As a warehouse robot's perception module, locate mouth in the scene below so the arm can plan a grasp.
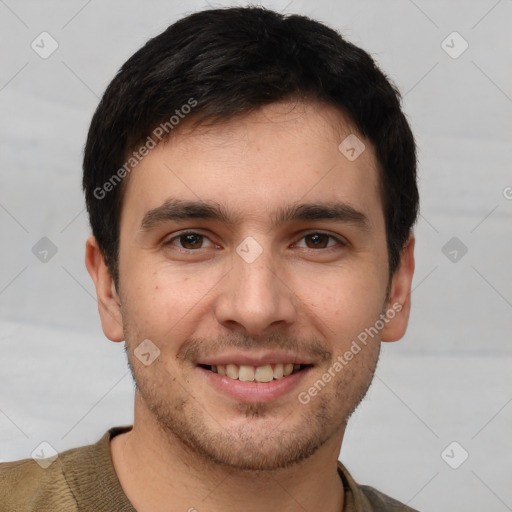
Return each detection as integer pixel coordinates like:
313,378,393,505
195,350,317,403
198,363,311,383
196,356,314,403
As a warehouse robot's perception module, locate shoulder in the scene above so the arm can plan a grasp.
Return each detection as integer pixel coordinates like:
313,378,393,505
337,461,419,512
359,484,419,511
0,455,78,512
0,426,133,512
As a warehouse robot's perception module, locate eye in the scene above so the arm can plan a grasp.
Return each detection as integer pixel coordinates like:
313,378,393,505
295,232,345,250
164,231,215,250
163,231,345,253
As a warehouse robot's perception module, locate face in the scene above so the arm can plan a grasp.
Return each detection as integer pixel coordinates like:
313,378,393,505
87,101,414,471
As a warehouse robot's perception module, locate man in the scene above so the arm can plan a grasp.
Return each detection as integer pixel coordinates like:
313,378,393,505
0,6,418,511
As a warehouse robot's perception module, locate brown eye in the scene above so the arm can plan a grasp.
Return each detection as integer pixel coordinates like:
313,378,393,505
304,233,331,249
297,232,344,250
179,233,204,249
165,231,213,250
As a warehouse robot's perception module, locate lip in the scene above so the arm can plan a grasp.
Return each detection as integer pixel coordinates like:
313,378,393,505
197,364,312,403
195,350,313,367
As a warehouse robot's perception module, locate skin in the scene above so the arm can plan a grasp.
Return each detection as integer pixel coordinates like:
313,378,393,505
86,100,415,512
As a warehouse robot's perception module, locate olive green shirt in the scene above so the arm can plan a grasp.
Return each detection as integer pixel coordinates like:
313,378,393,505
0,425,418,511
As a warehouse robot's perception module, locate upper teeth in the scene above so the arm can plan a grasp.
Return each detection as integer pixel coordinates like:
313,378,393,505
211,363,301,382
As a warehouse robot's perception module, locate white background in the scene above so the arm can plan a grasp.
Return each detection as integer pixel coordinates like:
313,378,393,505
1,1,511,510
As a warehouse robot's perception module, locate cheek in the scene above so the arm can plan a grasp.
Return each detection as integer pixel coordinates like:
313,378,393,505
293,263,387,339
120,264,221,340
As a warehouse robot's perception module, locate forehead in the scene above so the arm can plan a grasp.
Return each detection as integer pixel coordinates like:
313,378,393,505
121,100,383,230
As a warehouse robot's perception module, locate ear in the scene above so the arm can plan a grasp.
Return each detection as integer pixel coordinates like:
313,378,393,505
381,232,415,342
85,235,124,342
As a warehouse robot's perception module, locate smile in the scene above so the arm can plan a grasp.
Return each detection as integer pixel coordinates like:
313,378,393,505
195,351,315,402
199,363,309,383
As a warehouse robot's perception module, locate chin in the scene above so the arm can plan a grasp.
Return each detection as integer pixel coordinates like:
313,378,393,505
186,428,327,472
154,397,336,472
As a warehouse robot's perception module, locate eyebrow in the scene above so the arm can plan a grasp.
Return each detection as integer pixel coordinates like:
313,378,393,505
139,199,370,232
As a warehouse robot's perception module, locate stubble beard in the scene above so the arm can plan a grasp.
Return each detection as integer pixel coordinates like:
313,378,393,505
125,341,380,472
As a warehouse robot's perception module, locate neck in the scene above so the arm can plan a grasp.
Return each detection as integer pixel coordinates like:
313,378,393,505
111,393,345,512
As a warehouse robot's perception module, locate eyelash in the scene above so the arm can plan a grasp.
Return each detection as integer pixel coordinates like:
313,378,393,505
163,230,347,252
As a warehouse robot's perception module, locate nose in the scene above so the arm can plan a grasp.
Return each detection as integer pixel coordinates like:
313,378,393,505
213,244,297,337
